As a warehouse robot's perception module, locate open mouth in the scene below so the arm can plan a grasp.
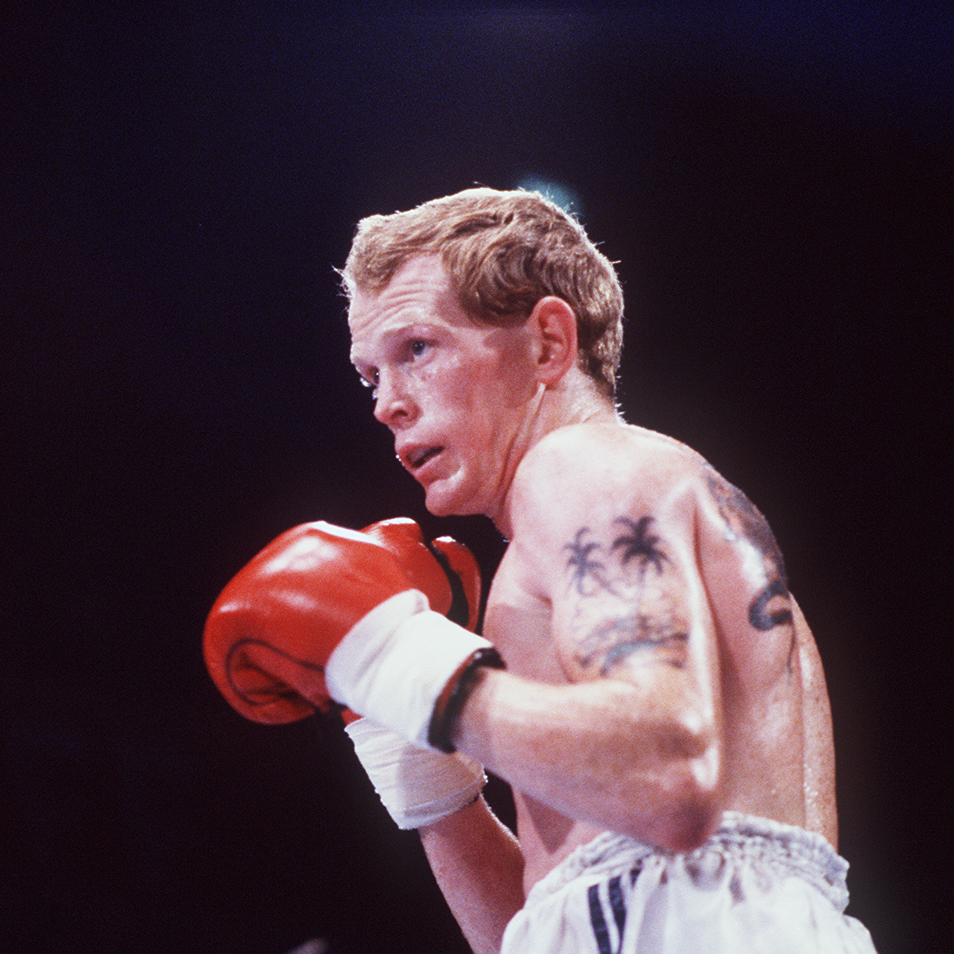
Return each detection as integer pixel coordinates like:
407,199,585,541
408,446,443,470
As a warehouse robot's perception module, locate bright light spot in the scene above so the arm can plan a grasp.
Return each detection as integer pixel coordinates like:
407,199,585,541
514,175,582,216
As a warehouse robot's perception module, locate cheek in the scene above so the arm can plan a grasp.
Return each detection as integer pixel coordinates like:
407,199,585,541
425,350,533,436
496,351,540,409
426,358,483,414
423,367,471,421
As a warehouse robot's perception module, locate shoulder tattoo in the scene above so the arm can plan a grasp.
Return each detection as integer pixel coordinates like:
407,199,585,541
611,517,670,574
702,465,794,633
562,516,688,676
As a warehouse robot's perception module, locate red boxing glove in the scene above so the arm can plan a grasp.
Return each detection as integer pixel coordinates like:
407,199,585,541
203,519,499,749
328,518,481,725
360,517,481,632
203,522,408,724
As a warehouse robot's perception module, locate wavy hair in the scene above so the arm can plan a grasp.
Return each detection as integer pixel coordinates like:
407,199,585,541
340,188,624,397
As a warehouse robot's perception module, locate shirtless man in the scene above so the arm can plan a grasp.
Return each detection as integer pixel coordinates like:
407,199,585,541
204,188,877,952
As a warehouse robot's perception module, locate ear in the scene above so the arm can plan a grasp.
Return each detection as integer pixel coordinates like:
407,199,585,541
527,296,578,387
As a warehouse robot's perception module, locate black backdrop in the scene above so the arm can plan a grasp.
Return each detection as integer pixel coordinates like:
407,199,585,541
4,4,950,953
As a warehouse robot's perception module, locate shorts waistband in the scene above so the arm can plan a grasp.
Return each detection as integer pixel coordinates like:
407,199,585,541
527,812,850,911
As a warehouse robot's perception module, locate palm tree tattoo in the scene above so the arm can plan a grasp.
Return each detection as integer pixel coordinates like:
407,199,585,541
611,517,669,575
564,528,611,595
564,517,688,674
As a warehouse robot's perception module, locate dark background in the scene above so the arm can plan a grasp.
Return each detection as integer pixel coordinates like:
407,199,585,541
4,3,950,953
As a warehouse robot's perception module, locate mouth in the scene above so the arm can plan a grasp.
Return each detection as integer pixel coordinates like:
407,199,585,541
404,445,444,472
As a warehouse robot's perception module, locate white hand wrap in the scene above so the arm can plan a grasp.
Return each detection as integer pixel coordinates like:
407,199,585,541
345,718,486,829
325,590,498,750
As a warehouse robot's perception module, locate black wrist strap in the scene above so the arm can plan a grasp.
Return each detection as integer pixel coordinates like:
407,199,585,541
424,539,471,629
427,647,505,753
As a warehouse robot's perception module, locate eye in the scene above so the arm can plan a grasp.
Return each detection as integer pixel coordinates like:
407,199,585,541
409,338,428,358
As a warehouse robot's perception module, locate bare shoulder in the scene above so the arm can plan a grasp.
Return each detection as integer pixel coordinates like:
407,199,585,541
509,422,706,539
502,422,725,684
503,423,708,610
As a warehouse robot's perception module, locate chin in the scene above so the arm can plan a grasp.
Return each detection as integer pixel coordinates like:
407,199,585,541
424,496,467,518
423,484,479,519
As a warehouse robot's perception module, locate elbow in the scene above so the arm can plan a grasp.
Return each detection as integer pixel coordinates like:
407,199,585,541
653,722,723,853
658,772,722,853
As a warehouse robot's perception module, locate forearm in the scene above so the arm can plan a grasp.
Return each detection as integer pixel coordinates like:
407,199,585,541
418,796,525,954
451,668,722,852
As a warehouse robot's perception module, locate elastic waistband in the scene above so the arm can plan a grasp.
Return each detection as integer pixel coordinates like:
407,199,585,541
527,812,850,911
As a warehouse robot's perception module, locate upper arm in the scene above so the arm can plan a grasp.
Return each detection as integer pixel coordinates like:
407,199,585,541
510,431,722,737
553,512,707,682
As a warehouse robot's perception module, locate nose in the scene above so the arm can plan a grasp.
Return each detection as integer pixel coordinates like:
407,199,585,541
373,369,414,427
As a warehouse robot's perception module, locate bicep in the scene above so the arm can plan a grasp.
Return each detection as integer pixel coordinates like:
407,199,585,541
547,505,721,722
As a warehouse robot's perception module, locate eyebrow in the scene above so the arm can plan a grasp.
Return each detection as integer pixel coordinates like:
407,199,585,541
349,354,375,381
350,321,437,367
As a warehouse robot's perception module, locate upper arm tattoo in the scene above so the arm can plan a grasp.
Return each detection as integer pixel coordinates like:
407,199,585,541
563,516,688,676
702,465,793,632
611,517,670,574
565,528,612,596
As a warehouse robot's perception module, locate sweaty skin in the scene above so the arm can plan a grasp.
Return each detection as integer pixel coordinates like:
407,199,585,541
348,254,837,953
474,423,836,891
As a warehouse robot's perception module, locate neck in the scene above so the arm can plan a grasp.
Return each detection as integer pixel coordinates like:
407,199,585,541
488,373,620,536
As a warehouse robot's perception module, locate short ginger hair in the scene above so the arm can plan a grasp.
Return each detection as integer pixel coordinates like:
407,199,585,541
340,188,624,397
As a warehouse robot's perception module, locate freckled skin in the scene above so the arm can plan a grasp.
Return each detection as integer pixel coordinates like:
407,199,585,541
347,255,837,952
478,424,835,889
348,256,544,524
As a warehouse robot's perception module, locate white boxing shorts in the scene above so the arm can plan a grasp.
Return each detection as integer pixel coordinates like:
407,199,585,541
501,813,877,954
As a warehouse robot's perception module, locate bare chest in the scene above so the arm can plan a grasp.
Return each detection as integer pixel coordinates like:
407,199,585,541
482,548,609,886
482,547,566,683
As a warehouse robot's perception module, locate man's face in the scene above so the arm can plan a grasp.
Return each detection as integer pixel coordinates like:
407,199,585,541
348,255,541,521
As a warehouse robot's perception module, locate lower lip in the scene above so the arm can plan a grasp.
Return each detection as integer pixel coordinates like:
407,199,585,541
413,449,444,480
